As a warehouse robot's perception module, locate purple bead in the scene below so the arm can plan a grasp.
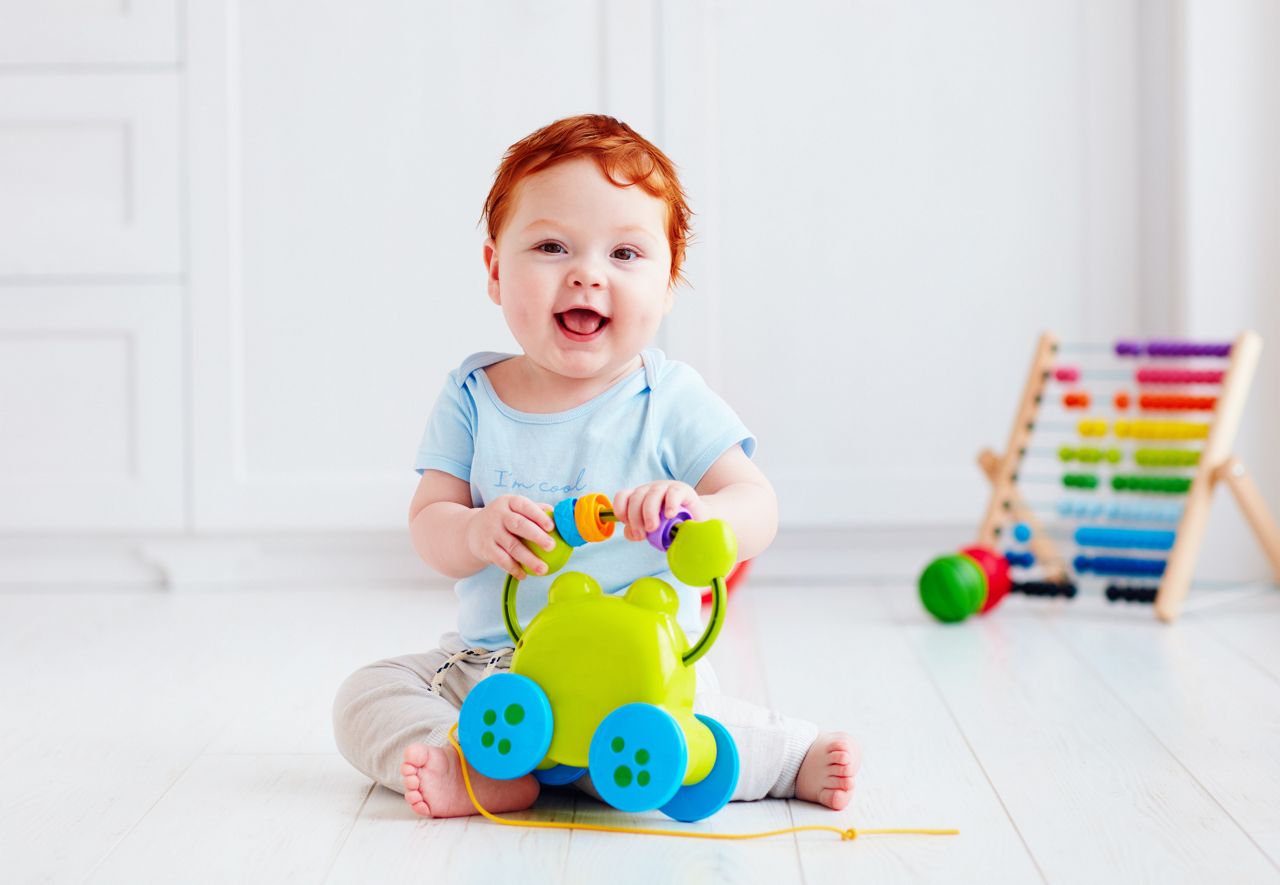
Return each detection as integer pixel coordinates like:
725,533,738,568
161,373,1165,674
647,507,692,552
1115,340,1142,357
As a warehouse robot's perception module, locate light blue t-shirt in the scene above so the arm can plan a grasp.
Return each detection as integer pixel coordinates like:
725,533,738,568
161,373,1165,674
414,348,756,649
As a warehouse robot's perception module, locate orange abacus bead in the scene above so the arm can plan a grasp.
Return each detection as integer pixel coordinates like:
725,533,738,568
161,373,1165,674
1138,393,1217,411
1063,391,1091,409
1114,391,1131,410
574,492,615,542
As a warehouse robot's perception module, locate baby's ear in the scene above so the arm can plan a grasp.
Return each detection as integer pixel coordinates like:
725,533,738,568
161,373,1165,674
483,239,501,304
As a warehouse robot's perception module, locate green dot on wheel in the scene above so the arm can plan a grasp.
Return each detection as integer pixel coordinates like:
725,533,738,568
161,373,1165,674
635,749,650,765
611,736,625,753
483,709,497,726
613,765,632,787
498,738,511,755
504,704,524,725
481,731,494,747
637,771,650,787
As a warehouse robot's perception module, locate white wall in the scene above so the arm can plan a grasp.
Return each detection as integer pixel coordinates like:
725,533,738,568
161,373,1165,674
0,0,1275,586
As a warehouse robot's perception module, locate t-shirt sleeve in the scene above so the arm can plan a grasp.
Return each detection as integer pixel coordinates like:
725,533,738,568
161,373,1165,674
658,364,757,488
413,376,476,481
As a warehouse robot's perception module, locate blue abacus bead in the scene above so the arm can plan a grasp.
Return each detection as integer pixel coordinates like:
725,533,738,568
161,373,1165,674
458,673,554,780
1013,522,1032,543
554,497,588,547
647,508,692,552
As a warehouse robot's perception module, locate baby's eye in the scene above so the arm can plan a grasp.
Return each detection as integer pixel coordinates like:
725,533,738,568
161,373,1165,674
612,247,639,261
537,242,566,254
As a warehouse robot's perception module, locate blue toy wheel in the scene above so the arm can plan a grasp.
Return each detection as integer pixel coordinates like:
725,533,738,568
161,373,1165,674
588,703,687,813
659,714,740,822
458,673,553,780
533,764,586,786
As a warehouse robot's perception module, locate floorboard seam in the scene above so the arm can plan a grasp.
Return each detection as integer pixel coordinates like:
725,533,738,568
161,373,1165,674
880,589,1051,885
1044,618,1280,874
321,782,376,884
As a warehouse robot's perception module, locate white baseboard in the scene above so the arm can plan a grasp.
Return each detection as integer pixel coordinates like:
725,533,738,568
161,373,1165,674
0,526,972,590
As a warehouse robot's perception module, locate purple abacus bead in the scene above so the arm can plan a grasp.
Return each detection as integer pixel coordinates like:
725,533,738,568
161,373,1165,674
1115,339,1142,357
647,507,692,552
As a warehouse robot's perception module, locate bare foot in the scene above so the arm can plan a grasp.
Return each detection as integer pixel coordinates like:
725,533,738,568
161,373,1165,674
400,743,540,818
794,731,861,811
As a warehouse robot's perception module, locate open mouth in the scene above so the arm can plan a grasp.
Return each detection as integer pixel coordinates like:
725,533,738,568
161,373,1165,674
555,308,610,342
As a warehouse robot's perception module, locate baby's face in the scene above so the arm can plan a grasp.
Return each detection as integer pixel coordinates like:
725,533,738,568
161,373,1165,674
484,158,674,383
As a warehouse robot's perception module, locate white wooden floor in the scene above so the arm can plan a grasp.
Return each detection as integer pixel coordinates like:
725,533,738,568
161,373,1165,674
4,578,1280,884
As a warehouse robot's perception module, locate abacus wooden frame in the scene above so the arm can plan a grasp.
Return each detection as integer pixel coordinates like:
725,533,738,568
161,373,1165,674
976,330,1280,622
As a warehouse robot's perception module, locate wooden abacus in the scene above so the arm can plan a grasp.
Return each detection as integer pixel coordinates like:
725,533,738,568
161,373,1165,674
977,331,1280,622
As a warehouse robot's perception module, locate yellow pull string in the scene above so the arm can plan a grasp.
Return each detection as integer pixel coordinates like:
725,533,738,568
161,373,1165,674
445,726,958,842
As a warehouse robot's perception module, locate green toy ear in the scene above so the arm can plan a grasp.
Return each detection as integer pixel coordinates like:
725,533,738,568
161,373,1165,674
667,519,738,587
548,571,602,604
624,576,680,615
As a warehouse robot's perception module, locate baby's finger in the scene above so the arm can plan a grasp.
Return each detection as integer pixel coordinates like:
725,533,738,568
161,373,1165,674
662,486,690,518
612,490,630,525
515,498,556,533
625,490,649,539
503,534,548,576
510,505,556,550
641,485,670,533
491,541,530,581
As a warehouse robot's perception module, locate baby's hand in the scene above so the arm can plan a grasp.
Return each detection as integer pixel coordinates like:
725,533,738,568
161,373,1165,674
613,481,702,542
465,494,558,581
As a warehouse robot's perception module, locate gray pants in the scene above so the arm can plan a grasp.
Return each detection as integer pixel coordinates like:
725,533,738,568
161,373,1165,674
333,631,820,803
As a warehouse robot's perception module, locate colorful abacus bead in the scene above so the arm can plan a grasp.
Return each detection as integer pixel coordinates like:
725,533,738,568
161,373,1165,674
575,492,615,543
647,507,692,552
553,498,588,547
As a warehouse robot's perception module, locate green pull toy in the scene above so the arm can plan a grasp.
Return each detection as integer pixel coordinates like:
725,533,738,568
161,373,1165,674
458,491,741,822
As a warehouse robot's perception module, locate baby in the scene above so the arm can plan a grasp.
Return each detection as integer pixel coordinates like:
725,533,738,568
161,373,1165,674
333,114,859,818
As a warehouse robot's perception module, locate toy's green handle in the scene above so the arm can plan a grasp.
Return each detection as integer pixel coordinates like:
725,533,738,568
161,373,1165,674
682,575,726,667
502,573,524,644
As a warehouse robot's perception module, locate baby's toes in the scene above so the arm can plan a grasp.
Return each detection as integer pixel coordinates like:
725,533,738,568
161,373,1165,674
819,786,853,812
403,744,432,768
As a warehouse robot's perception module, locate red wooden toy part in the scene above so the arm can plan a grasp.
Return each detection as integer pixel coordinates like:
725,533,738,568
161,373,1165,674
960,545,1011,613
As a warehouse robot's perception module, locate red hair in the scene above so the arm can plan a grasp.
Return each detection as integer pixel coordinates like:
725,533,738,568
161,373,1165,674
481,114,693,286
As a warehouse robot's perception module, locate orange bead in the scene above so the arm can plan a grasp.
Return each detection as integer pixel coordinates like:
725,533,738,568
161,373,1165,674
1114,391,1130,410
575,492,615,543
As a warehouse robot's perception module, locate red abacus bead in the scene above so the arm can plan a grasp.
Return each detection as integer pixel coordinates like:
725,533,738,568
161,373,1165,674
961,545,1011,613
1114,391,1131,410
1054,366,1080,383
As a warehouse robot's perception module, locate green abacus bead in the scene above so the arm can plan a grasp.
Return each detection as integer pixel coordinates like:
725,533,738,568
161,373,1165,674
1058,446,1076,462
919,554,988,624
523,527,573,576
